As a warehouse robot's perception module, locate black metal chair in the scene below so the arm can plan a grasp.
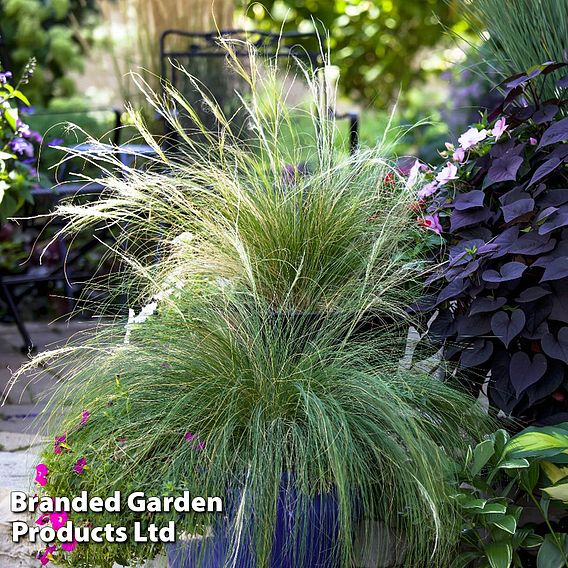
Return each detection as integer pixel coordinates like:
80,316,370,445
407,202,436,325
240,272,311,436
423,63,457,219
159,29,359,153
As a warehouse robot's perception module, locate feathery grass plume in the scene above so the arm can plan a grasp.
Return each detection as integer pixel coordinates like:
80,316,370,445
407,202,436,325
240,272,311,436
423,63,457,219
9,38,494,566
459,0,568,97
46,37,432,319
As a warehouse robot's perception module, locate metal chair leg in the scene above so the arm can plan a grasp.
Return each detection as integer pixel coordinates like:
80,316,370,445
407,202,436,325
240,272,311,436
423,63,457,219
0,282,35,353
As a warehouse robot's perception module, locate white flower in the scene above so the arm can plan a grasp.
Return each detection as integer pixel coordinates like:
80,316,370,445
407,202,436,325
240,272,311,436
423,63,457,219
492,118,508,140
435,162,459,185
458,127,488,150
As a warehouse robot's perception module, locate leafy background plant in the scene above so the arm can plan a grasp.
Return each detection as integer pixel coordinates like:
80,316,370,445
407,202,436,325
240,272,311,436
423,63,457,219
0,0,99,106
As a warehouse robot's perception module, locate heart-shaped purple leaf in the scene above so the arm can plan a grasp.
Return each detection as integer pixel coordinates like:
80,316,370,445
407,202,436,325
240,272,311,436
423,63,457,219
453,190,485,211
448,239,486,267
485,155,524,187
538,189,568,208
450,208,492,232
558,74,568,88
542,327,568,364
469,296,507,316
539,116,568,147
535,206,558,223
526,359,564,406
456,313,493,339
509,352,547,398
533,104,559,124
437,278,469,305
428,310,456,340
482,261,527,283
529,157,561,186
515,286,551,303
538,210,568,235
460,339,494,368
491,310,526,347
483,226,520,259
502,198,535,222
509,232,555,255
551,283,568,323
540,257,568,282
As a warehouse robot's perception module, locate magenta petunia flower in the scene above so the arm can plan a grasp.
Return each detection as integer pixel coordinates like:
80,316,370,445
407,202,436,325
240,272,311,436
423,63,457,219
38,544,56,565
61,539,77,552
79,410,89,426
452,147,465,163
458,127,488,150
35,464,48,487
530,137,538,145
36,513,49,526
50,511,68,530
54,434,67,455
420,214,443,234
417,181,438,199
73,457,86,475
492,117,508,140
435,162,459,185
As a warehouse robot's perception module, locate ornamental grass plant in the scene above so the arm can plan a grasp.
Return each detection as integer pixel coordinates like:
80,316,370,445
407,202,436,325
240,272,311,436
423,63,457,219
9,40,494,567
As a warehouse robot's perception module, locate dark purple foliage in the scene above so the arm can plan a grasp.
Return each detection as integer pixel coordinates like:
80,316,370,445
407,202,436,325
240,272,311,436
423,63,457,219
423,64,568,423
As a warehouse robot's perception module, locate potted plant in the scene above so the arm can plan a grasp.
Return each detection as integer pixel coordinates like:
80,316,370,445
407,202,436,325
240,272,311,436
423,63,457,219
12,43,492,567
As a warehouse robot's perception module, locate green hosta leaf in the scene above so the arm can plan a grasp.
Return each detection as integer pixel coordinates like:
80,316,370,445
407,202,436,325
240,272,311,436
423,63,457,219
537,534,568,568
498,458,530,469
524,533,545,549
506,428,568,459
471,439,496,476
459,496,488,510
451,551,482,568
493,429,510,458
487,514,517,534
543,482,568,503
485,542,513,568
480,503,508,515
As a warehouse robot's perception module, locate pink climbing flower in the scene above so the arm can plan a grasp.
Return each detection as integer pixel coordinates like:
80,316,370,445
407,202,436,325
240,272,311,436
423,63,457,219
80,410,90,426
35,464,48,487
417,181,438,199
452,147,465,163
61,539,77,552
38,544,56,565
492,117,508,140
50,511,68,530
73,457,87,475
419,214,443,234
458,127,488,150
435,162,459,185
54,434,67,455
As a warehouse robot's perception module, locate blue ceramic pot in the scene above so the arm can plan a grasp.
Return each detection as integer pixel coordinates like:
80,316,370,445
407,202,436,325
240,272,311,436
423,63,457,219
166,477,340,568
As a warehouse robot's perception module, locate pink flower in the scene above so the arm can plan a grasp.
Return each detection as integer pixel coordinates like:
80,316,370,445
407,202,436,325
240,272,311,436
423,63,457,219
452,147,465,163
419,214,443,234
50,511,68,530
36,513,49,526
458,127,488,150
492,117,508,140
407,159,422,187
54,434,67,455
73,457,86,475
79,410,89,426
530,137,538,145
197,441,206,451
35,464,48,487
38,544,56,565
417,181,438,199
184,432,195,441
435,162,459,185
61,539,77,552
